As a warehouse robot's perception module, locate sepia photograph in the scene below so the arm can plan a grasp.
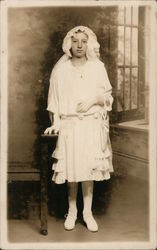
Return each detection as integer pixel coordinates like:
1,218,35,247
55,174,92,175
0,0,157,249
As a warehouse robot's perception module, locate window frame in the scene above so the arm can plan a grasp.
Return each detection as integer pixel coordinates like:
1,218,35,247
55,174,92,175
111,6,146,123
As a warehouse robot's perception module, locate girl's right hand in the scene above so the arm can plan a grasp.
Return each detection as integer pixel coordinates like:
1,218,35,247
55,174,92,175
44,125,58,135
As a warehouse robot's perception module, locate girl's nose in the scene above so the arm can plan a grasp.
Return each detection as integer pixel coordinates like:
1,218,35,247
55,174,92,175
78,40,82,48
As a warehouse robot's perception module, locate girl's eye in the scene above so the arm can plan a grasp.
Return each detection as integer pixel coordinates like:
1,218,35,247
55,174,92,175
72,40,77,43
82,40,87,43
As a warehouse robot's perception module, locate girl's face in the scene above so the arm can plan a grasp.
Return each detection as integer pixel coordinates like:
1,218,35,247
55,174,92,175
71,32,88,58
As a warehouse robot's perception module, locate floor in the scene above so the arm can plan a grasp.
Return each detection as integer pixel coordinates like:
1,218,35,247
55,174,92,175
7,176,149,243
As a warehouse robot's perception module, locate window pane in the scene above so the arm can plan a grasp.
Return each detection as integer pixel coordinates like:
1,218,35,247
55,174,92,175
131,68,138,109
125,27,131,65
132,28,138,65
132,6,139,26
125,6,131,25
118,6,125,25
118,26,124,65
124,68,130,110
117,68,124,111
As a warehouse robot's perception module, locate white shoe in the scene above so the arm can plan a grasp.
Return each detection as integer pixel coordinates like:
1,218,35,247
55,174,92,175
64,213,77,231
83,213,98,232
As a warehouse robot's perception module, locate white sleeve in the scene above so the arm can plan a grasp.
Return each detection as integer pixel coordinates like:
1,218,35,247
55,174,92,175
98,62,113,111
47,66,59,114
100,62,112,92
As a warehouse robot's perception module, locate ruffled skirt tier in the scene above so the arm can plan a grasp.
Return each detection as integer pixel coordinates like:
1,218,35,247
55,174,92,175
52,113,113,184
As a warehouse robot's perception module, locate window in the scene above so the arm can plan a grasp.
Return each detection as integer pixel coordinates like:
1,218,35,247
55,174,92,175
114,6,145,122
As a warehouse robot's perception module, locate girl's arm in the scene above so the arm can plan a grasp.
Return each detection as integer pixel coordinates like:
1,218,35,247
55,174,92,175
44,112,60,134
49,112,53,124
95,92,113,109
45,65,60,134
76,92,113,113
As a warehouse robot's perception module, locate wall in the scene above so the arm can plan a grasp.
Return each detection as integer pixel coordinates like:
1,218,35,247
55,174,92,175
110,125,149,181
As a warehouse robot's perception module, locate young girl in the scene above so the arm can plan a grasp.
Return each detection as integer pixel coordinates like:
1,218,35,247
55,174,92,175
44,26,113,232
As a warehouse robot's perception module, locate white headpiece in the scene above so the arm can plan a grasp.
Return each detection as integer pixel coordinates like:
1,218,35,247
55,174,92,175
62,26,100,60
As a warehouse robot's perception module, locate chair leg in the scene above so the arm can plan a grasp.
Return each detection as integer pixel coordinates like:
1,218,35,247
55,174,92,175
40,142,48,235
40,180,48,235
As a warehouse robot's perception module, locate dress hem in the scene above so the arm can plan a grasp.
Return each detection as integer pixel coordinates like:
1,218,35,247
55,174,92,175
52,171,114,184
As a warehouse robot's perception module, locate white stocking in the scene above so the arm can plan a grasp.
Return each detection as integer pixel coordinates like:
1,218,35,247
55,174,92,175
82,181,94,216
67,182,78,216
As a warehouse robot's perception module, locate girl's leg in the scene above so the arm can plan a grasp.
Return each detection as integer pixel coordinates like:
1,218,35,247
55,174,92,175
82,181,93,215
82,181,98,232
64,182,78,230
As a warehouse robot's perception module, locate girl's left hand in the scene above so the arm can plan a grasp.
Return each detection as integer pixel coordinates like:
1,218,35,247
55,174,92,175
76,98,96,113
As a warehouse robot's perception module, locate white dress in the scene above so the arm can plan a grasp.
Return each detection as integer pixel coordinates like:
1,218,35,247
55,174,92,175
47,59,114,184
